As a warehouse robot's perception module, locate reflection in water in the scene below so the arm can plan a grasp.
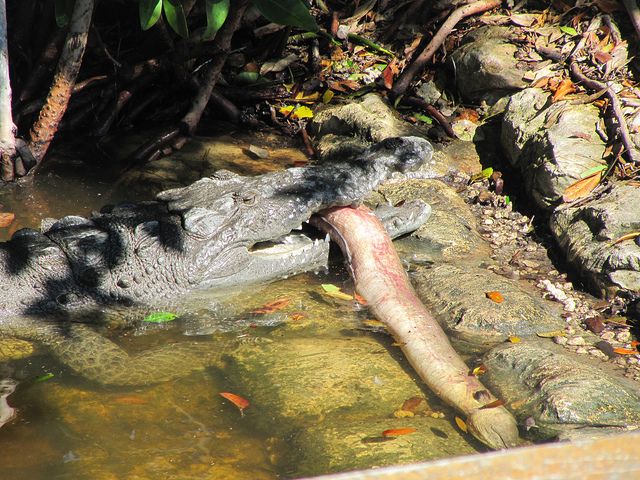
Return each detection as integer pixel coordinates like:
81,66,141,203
0,139,479,479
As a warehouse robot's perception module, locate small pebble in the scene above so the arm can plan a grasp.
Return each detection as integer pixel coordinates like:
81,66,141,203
616,331,631,343
567,336,586,346
600,331,615,342
575,347,588,354
553,336,568,345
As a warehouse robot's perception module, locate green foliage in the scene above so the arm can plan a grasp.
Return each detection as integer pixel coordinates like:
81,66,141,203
54,0,76,27
204,0,230,39
139,0,163,30
163,0,189,38
143,311,178,323
138,0,317,38
252,0,318,32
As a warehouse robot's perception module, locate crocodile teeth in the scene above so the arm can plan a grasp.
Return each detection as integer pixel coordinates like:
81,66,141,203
325,233,330,242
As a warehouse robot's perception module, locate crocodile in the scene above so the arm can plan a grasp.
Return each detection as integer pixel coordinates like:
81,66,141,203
0,136,433,386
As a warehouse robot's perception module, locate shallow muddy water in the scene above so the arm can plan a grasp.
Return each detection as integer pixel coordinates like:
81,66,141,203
0,135,482,479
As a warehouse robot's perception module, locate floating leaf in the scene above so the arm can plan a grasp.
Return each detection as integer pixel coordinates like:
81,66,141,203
613,348,638,355
382,427,417,437
562,172,601,202
480,399,505,409
536,330,566,338
321,284,353,301
204,0,229,39
612,232,640,245
220,392,250,415
455,416,468,433
508,336,521,343
34,373,55,383
251,298,290,314
485,291,504,303
143,311,178,323
0,212,15,228
393,409,415,418
560,25,578,36
362,319,385,328
472,364,487,376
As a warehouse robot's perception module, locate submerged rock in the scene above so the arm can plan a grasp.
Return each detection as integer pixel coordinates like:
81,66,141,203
412,265,565,349
483,341,640,440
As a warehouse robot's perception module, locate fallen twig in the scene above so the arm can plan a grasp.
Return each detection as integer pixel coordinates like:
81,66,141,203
403,96,456,138
622,0,640,40
391,0,501,100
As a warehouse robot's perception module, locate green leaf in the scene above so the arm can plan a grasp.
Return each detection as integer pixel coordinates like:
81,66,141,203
252,0,318,32
35,373,55,383
139,0,163,31
143,311,178,323
54,0,75,27
321,284,341,293
580,164,607,178
481,167,494,178
235,71,268,84
204,0,229,39
559,25,578,36
504,195,511,205
163,0,189,38
413,113,433,124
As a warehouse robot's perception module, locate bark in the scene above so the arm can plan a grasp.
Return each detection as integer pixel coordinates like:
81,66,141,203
0,0,15,181
313,205,520,450
27,0,94,168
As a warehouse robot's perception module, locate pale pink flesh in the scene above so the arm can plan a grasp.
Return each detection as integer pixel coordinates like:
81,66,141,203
313,205,519,449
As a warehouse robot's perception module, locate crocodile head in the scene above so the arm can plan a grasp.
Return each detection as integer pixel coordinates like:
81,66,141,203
156,136,433,290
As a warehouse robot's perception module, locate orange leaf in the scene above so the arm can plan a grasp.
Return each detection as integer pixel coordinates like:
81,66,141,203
562,172,601,202
485,291,505,303
220,392,250,415
613,348,638,355
552,78,576,102
382,427,417,437
455,416,468,433
289,312,305,321
251,298,290,314
0,212,15,228
631,341,640,348
480,399,506,409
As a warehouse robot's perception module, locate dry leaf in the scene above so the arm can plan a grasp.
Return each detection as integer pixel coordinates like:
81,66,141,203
354,293,367,305
220,392,250,415
536,330,566,338
382,427,417,437
455,416,468,433
289,312,305,321
480,399,506,409
321,284,353,301
0,212,15,228
562,172,601,202
508,336,521,343
485,291,505,303
552,78,576,102
612,232,640,245
613,348,638,355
